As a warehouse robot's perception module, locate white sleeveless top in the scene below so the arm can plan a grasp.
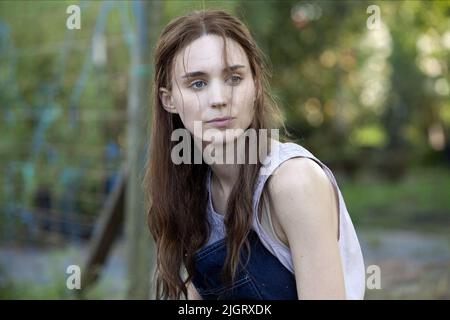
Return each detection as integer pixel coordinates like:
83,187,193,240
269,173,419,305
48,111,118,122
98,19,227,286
205,141,366,299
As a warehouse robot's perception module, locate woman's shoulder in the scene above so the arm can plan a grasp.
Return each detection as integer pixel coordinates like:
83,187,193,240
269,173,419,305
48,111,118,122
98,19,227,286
264,154,339,242
267,154,331,197
262,141,336,217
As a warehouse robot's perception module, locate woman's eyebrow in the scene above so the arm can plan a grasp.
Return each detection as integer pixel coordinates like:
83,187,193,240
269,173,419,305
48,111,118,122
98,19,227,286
181,64,245,79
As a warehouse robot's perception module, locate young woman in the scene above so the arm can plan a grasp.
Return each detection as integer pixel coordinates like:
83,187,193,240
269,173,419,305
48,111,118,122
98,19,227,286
145,9,365,300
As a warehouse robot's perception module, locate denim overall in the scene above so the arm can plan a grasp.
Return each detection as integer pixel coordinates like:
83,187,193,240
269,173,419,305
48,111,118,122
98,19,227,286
191,229,298,300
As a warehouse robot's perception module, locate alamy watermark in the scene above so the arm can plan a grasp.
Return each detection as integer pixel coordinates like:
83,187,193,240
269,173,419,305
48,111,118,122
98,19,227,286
66,264,81,290
66,5,81,30
64,263,381,292
366,264,382,290
170,122,280,175
366,5,381,31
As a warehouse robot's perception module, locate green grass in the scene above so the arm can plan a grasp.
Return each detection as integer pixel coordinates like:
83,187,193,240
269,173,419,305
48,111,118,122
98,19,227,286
341,166,450,232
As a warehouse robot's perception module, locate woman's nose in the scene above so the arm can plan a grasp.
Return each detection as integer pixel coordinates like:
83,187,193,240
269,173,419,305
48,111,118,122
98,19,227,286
208,80,227,108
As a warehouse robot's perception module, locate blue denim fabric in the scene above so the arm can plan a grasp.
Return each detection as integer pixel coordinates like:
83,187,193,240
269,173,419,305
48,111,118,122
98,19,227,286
192,230,298,300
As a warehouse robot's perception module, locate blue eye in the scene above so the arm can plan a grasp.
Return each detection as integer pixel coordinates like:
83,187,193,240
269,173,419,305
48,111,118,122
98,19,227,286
190,80,206,90
228,75,242,85
189,75,243,90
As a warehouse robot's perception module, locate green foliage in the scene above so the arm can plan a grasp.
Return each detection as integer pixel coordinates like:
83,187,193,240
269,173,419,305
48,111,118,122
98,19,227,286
238,0,450,171
342,166,450,231
0,0,449,239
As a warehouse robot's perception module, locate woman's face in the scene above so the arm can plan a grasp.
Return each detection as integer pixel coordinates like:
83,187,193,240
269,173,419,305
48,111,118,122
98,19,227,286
160,35,256,145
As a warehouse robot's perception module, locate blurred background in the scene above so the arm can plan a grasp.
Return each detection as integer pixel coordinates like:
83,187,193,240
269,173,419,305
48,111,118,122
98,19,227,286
0,0,449,299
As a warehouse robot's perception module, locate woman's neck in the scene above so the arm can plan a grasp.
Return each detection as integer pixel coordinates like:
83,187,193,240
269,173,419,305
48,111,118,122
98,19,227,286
209,163,240,195
196,134,246,194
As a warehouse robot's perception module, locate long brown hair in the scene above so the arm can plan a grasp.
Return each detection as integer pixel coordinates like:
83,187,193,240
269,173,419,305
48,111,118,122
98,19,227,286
144,9,286,299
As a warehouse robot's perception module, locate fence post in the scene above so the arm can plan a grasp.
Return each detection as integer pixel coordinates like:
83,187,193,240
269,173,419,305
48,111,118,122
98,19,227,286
125,0,161,299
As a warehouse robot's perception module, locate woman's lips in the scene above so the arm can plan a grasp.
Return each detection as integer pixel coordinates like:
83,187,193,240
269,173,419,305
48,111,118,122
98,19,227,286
206,117,236,128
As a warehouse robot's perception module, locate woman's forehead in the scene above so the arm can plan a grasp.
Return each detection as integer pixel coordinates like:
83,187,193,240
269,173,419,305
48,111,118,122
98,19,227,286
173,35,249,76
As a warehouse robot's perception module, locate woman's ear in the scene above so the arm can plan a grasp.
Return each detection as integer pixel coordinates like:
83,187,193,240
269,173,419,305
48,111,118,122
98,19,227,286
159,88,178,114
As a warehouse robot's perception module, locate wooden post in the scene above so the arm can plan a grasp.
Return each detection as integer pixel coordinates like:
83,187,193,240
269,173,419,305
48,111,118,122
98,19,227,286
125,0,161,299
79,166,126,296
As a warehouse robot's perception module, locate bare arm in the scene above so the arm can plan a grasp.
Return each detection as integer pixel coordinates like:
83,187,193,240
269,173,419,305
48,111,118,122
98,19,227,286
187,281,203,300
268,157,346,299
